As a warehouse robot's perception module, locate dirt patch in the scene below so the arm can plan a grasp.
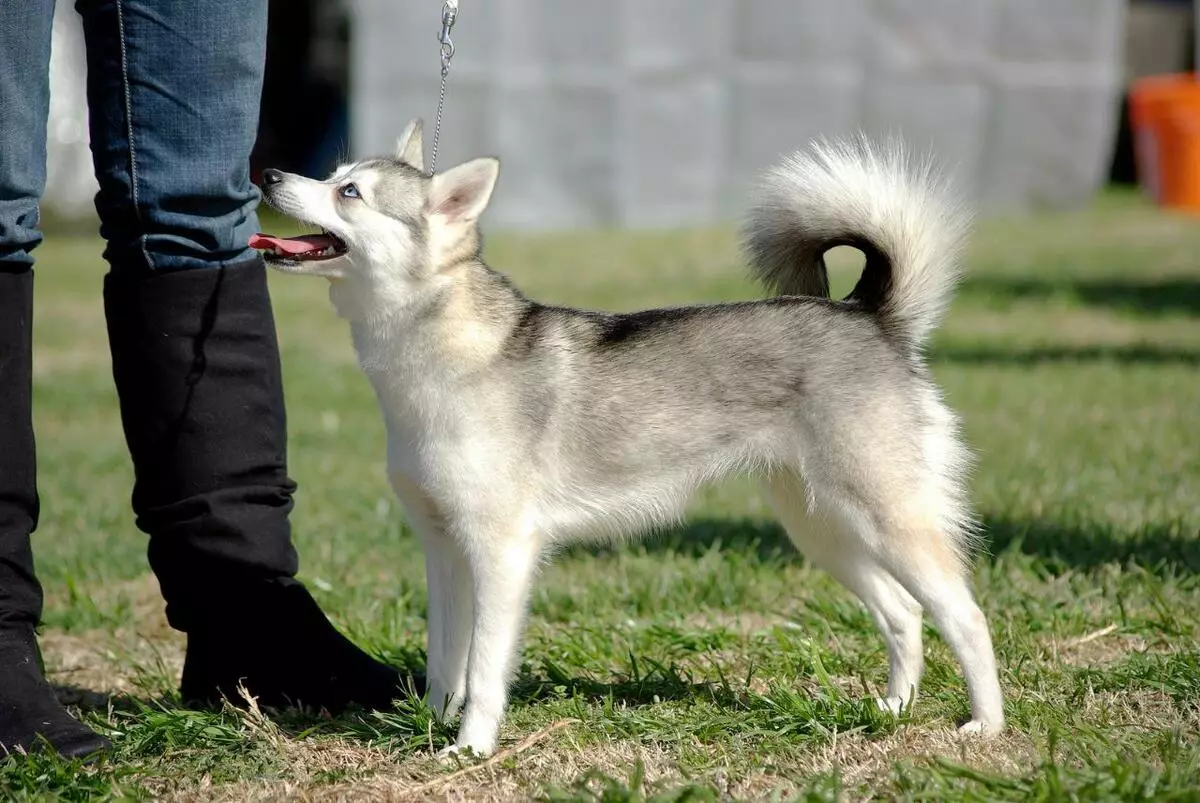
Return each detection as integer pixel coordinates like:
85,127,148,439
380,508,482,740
42,574,183,699
152,721,1041,802
681,611,789,636
1076,688,1189,731
791,725,1039,792
42,627,184,701
1060,638,1150,669
1039,626,1158,669
157,726,682,803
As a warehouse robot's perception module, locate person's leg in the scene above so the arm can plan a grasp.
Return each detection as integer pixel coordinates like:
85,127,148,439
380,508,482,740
0,274,112,759
0,1,110,758
76,0,418,711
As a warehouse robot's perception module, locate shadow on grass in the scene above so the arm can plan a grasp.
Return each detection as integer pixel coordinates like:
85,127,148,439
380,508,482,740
616,515,1199,576
510,657,894,736
513,656,741,708
958,276,1200,318
555,518,793,565
639,517,793,561
48,684,142,731
982,516,1200,575
929,343,1200,366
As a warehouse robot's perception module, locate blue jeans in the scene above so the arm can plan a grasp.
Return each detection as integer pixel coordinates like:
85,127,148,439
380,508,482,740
0,0,266,272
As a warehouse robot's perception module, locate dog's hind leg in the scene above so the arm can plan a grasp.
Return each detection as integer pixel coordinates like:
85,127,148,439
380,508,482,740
764,471,925,713
448,520,542,757
782,465,1004,735
390,475,473,719
869,526,1004,734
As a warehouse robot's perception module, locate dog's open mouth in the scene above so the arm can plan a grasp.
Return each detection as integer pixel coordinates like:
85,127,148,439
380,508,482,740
250,230,348,262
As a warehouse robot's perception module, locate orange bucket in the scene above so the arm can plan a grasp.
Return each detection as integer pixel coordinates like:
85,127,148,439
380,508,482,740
1129,74,1200,212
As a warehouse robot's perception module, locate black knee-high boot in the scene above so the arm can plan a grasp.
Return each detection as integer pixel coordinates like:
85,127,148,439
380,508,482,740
104,258,418,712
0,270,110,758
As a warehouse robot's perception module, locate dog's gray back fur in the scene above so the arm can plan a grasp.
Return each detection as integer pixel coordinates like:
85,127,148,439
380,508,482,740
486,294,914,526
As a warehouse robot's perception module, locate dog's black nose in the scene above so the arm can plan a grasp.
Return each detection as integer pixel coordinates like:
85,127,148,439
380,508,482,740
261,168,284,187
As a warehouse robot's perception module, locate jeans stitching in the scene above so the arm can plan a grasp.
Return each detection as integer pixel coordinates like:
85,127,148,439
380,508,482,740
115,0,153,270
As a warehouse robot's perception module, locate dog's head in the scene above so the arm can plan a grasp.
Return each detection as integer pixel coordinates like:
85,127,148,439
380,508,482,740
253,119,499,298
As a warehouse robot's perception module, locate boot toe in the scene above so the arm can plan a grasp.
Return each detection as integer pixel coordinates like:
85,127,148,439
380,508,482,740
52,730,112,762
179,580,425,714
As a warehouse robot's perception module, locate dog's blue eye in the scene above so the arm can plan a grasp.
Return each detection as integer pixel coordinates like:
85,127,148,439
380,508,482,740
340,183,360,199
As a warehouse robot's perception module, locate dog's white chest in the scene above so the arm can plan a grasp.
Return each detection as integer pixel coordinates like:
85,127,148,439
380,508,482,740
372,377,513,507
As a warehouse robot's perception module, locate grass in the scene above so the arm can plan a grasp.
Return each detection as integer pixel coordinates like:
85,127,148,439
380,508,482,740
3,188,1199,800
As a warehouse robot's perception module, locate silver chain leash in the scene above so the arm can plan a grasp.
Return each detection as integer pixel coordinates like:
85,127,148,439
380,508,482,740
429,0,458,175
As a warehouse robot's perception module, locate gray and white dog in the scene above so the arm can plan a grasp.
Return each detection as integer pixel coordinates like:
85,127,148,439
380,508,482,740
252,119,1004,756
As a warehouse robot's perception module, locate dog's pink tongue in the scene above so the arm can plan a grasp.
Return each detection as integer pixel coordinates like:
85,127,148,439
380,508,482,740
249,233,331,255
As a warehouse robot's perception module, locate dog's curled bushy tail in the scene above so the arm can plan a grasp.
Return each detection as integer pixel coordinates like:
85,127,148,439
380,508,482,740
742,137,970,348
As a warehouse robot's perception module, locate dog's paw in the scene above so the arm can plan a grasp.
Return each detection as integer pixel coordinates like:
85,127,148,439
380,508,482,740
958,719,1004,737
435,744,465,764
874,696,907,716
436,742,491,764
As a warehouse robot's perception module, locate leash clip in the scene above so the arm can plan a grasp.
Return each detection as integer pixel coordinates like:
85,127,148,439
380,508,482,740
438,2,458,74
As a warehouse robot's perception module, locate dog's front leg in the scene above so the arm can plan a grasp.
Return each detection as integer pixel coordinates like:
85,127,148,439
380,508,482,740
389,473,473,718
423,536,473,718
446,527,541,758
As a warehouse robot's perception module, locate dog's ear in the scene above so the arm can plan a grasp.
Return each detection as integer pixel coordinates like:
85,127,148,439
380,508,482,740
395,119,425,171
428,158,500,224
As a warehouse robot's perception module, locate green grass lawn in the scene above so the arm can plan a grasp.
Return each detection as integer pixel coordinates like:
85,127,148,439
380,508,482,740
4,190,1199,801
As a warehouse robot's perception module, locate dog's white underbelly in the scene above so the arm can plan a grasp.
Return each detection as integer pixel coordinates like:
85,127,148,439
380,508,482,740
378,383,782,546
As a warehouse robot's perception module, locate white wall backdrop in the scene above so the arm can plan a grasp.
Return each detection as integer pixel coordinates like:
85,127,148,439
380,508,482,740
353,0,1127,230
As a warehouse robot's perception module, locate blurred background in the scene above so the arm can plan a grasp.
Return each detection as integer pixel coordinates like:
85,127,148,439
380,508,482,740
42,0,1200,229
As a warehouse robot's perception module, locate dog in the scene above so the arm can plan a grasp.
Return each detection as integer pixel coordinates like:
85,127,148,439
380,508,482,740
251,119,1005,756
